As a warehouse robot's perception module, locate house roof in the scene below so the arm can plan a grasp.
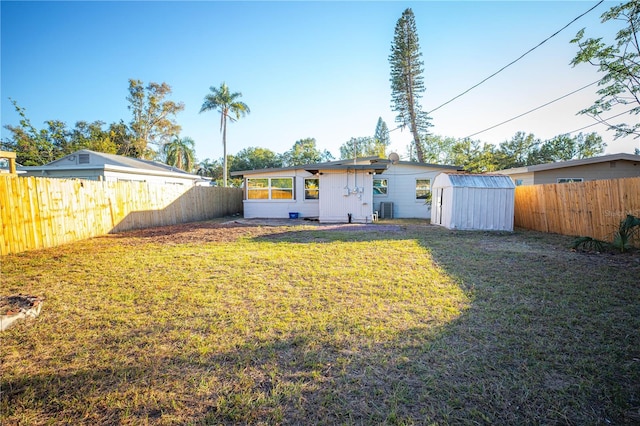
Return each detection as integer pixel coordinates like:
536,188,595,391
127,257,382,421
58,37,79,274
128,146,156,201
496,153,640,175
230,157,461,176
434,173,515,189
18,149,201,180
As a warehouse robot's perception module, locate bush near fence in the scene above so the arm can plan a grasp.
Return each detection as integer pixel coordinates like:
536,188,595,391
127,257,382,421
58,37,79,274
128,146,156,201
0,176,243,256
514,176,640,243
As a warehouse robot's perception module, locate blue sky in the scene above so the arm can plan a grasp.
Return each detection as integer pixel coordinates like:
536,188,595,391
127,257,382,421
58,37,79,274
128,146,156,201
2,1,638,163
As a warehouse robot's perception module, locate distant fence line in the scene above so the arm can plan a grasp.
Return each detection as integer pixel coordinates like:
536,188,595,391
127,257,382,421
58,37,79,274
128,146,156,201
0,176,243,256
514,176,640,242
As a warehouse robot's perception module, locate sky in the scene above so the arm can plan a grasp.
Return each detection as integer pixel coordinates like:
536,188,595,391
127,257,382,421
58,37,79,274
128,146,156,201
1,1,638,164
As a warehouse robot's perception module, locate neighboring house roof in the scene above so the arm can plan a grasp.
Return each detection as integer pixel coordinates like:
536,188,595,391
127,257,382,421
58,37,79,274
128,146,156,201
18,149,201,181
434,173,515,189
231,157,461,176
496,153,640,175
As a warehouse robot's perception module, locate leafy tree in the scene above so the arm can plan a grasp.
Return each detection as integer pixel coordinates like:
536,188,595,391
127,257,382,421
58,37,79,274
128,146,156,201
200,82,250,187
339,136,384,159
421,134,459,164
197,158,222,179
495,132,541,169
230,147,282,171
373,117,391,152
1,99,59,165
162,136,196,172
532,132,606,163
571,0,640,138
68,121,117,154
282,138,333,166
127,79,184,159
447,139,500,173
389,8,432,162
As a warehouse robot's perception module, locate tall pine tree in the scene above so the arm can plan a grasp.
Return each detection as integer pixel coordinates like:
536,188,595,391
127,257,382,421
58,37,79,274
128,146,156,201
389,8,431,162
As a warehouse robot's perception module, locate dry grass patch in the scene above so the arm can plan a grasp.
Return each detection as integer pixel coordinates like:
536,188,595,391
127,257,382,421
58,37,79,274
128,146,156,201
1,221,639,425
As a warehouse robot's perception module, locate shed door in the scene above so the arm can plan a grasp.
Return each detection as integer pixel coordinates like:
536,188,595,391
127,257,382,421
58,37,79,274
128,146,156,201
436,188,444,225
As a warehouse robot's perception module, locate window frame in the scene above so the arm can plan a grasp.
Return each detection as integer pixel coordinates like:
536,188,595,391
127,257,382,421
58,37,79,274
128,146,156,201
557,178,583,184
415,178,431,201
304,178,320,200
373,178,388,196
246,177,294,200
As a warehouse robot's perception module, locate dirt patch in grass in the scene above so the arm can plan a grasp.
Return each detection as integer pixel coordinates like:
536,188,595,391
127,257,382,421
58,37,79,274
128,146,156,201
1,220,639,425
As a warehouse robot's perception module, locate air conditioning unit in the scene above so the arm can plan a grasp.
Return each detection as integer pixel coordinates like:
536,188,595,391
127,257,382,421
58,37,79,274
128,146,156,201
379,202,394,219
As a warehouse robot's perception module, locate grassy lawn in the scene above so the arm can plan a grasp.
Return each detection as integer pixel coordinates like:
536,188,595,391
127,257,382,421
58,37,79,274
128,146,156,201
1,220,639,425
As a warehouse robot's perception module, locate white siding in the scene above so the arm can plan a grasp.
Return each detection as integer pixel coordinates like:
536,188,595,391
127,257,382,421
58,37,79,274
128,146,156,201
372,163,445,219
242,169,320,219
318,170,374,223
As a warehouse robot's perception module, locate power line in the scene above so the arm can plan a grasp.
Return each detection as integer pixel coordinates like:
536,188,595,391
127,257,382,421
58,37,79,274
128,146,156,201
564,108,637,134
463,80,600,139
427,0,604,115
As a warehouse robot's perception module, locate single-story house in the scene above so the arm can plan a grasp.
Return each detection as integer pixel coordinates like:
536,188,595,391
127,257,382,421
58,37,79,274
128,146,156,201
431,173,515,231
18,149,208,186
496,153,640,185
230,156,461,223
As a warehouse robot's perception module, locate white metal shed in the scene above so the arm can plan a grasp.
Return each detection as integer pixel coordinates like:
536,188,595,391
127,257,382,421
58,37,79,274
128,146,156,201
431,173,515,231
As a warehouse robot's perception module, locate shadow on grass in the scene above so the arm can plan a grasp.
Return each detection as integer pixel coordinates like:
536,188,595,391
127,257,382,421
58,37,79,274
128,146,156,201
236,225,640,424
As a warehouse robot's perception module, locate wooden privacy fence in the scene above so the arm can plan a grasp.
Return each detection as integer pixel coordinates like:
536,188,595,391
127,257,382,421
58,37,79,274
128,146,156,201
514,177,640,242
0,176,243,255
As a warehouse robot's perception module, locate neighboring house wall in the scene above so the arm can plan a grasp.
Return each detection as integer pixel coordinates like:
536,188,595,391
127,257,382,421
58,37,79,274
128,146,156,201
497,154,640,185
372,163,445,219
319,170,373,223
21,167,197,185
507,172,535,186
532,160,640,184
242,169,319,219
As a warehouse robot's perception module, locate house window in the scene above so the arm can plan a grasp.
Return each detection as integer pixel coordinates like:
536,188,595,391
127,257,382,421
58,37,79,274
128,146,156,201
515,179,523,186
416,179,431,200
373,178,388,196
557,178,583,184
304,178,319,200
247,177,294,200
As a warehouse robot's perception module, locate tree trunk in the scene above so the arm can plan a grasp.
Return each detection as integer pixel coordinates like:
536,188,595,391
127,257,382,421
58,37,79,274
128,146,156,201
222,117,228,187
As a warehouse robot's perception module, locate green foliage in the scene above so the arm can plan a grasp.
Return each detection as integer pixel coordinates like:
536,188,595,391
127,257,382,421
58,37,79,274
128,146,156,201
339,136,387,159
389,8,432,162
200,82,250,187
1,100,129,165
612,214,640,252
230,146,283,171
126,79,184,159
162,136,196,172
281,138,333,166
197,158,222,179
373,117,391,148
570,236,607,252
570,0,640,138
418,131,606,171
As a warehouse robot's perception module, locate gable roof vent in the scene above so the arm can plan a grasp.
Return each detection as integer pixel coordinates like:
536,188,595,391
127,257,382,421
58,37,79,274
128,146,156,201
78,153,90,164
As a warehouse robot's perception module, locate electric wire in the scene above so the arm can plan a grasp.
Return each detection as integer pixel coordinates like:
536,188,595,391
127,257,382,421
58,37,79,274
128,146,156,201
462,80,600,139
427,0,604,115
563,108,637,134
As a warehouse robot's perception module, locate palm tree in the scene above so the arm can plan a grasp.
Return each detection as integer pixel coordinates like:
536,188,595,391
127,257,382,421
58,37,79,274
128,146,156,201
199,83,250,187
163,135,196,172
197,158,221,180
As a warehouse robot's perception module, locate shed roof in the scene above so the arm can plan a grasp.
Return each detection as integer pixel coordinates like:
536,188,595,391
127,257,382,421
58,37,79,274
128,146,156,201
434,173,515,189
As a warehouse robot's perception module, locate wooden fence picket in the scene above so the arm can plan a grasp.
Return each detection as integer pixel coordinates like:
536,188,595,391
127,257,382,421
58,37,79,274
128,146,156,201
0,176,243,255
